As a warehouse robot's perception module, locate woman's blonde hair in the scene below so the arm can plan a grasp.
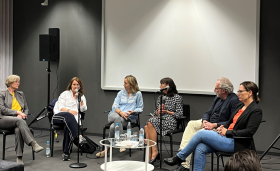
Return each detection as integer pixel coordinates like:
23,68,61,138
5,75,20,87
66,77,84,95
125,75,140,94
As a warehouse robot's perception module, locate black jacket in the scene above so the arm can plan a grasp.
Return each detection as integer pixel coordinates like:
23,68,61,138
202,93,240,127
224,101,262,152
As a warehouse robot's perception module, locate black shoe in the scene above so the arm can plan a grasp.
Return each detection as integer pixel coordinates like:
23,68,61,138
149,153,160,165
164,155,184,166
173,165,189,171
149,158,157,165
62,153,70,161
156,153,160,159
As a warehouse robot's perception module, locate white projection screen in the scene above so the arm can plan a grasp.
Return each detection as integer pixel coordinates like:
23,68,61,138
101,0,260,95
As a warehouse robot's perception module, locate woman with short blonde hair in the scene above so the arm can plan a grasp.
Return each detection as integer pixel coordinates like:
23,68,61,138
0,75,44,165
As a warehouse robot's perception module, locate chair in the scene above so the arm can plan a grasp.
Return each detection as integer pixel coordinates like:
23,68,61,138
102,112,141,157
210,120,266,171
160,104,190,157
0,128,35,160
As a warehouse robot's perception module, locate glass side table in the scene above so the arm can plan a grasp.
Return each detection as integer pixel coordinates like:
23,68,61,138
99,138,157,171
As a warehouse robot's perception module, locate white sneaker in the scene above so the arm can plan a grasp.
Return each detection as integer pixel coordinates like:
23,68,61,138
79,136,86,144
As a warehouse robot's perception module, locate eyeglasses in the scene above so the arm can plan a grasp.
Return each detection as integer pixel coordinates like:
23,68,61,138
237,90,248,93
214,88,222,90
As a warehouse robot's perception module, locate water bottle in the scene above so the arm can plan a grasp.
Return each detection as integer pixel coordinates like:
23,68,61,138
139,126,144,146
127,122,131,141
46,141,50,157
115,123,120,143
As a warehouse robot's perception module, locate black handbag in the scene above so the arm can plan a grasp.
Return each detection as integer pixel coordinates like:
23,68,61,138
75,135,99,154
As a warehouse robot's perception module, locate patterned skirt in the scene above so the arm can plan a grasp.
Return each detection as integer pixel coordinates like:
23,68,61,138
148,115,177,136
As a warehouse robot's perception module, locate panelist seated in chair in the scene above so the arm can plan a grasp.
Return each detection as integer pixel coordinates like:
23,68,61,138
164,81,263,171
145,77,183,165
52,77,87,161
0,75,44,165
175,77,240,171
96,75,143,158
224,149,262,171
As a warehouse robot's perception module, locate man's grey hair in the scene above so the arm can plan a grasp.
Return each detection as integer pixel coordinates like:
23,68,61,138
218,77,233,94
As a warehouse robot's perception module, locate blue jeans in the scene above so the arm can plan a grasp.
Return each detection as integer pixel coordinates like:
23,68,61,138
177,130,234,171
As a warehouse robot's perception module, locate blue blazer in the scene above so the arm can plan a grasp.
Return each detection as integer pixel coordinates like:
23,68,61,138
202,93,240,127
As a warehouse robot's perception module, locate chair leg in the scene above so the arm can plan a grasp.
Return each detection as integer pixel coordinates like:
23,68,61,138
170,134,173,157
30,129,35,160
143,148,145,161
32,147,35,160
102,126,107,151
217,154,220,171
51,129,55,157
191,152,194,171
3,133,6,160
260,134,280,160
221,156,225,167
129,148,131,157
211,153,213,171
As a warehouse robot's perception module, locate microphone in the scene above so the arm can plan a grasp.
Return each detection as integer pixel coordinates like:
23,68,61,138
160,86,170,91
162,95,166,104
75,89,81,102
36,113,48,121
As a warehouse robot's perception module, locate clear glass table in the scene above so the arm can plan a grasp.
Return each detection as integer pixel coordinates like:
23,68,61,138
99,138,157,171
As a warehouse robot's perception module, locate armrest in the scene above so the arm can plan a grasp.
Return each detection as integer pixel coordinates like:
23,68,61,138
233,136,252,139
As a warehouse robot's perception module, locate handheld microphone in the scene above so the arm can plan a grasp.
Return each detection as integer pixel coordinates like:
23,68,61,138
36,113,48,121
160,86,170,91
75,89,82,102
162,95,166,104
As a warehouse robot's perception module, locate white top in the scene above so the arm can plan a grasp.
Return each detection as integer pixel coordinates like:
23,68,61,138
53,90,87,124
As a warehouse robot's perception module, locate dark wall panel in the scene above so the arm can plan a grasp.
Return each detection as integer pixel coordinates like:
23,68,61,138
13,0,280,151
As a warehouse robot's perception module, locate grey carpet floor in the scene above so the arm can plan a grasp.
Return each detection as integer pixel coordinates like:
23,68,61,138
0,130,279,171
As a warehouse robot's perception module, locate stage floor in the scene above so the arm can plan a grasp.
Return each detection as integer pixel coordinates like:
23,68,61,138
0,130,279,171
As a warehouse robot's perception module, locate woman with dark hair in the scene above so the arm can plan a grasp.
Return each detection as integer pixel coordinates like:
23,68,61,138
52,77,87,161
96,75,144,157
0,75,44,165
145,77,183,165
164,81,262,171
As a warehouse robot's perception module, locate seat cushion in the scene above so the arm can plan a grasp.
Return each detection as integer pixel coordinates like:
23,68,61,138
0,160,24,171
0,129,15,135
52,124,64,130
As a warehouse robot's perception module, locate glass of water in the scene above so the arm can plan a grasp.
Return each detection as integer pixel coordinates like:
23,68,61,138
132,132,138,141
119,134,126,142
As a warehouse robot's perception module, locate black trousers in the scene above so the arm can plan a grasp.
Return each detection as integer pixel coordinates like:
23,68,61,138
52,112,81,154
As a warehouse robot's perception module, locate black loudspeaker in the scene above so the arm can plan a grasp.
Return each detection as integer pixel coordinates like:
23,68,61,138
39,28,60,61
